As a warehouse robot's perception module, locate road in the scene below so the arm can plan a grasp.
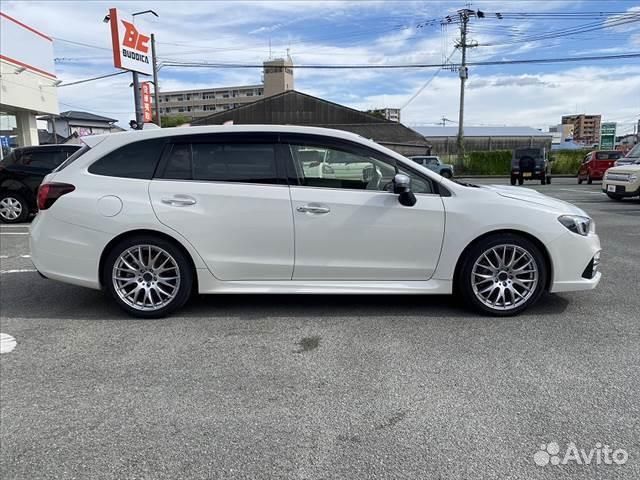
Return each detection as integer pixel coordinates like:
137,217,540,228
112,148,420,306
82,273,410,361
1,178,639,479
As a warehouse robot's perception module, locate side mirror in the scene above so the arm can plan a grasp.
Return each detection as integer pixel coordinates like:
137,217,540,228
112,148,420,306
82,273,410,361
393,173,417,207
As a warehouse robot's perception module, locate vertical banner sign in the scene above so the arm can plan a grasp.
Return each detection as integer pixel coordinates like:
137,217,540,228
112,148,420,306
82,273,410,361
109,8,154,75
600,122,616,150
141,82,153,122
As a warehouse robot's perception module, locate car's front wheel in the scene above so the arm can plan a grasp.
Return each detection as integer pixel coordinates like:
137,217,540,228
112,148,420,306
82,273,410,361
458,234,547,316
103,235,193,318
0,192,29,223
441,170,452,179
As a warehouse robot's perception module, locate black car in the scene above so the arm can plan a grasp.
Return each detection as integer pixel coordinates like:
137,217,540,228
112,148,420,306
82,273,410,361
510,147,551,186
0,144,81,223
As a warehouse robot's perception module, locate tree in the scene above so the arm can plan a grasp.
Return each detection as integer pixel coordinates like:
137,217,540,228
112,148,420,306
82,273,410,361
160,115,191,128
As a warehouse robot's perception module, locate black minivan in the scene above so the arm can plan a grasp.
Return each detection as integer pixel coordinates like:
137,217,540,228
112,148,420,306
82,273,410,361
0,144,81,223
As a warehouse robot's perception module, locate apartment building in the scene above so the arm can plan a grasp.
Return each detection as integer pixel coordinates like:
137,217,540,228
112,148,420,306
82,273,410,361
155,57,294,122
561,114,601,146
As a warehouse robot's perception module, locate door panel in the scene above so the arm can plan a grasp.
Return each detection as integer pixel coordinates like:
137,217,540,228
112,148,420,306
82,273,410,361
149,181,294,280
290,187,445,280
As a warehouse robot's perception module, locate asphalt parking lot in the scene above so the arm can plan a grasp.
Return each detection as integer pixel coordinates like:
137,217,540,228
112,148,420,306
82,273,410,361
1,177,639,479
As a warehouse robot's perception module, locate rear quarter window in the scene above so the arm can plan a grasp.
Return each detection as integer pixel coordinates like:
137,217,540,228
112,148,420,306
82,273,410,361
55,145,90,171
88,139,166,179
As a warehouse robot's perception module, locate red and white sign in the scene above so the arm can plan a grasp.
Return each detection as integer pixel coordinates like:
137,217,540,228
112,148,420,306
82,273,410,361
109,8,153,76
141,82,153,122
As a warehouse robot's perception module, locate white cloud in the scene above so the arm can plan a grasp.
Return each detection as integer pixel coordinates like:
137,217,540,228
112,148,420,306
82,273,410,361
2,0,638,131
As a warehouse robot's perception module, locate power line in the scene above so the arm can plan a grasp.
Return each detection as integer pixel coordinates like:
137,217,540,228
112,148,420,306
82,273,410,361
160,52,640,69
52,37,111,51
402,48,458,110
57,71,129,87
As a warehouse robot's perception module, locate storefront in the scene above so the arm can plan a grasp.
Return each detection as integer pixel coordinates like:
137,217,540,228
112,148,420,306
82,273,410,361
0,12,59,149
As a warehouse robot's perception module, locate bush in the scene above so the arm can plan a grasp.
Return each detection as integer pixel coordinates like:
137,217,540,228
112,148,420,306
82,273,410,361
550,150,589,175
462,150,512,175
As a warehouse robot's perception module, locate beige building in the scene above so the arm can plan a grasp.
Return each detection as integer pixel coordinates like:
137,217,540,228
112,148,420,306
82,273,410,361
561,114,601,146
155,57,294,121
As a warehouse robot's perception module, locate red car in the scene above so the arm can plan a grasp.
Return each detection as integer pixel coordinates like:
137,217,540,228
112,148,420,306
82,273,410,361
578,150,623,184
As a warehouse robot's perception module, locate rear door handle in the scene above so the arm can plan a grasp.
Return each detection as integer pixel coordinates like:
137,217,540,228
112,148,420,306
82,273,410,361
161,195,197,207
297,204,330,214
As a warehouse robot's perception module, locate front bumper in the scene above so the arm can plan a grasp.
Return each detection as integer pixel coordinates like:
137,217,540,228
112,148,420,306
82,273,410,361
602,182,640,197
547,230,602,293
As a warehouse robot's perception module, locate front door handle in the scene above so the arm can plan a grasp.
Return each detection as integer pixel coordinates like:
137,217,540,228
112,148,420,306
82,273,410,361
161,195,197,207
297,204,330,214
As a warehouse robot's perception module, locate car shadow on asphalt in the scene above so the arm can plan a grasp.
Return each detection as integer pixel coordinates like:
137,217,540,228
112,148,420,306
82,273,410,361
0,274,570,321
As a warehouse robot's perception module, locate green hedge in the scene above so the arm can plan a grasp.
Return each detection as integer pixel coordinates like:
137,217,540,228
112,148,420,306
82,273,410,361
549,150,590,175
456,149,591,175
462,150,512,175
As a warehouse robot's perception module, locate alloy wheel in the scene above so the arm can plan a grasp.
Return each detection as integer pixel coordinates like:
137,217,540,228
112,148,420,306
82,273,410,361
0,197,23,221
112,245,181,312
471,244,539,311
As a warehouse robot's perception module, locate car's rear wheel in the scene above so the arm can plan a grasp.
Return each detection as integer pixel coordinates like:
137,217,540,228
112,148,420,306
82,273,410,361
0,193,29,223
103,235,193,318
606,193,623,201
458,234,547,316
518,177,524,186
578,177,583,184
546,175,551,184
541,174,546,185
510,176,516,186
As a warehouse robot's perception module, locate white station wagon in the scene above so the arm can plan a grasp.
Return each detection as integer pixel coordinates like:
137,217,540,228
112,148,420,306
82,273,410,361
30,125,601,317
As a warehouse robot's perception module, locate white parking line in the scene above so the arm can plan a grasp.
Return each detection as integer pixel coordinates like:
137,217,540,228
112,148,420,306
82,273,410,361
0,232,29,235
0,333,17,354
0,269,37,274
0,255,31,259
557,188,604,195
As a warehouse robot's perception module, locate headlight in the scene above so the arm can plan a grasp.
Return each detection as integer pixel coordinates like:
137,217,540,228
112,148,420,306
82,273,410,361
630,174,638,182
558,215,594,236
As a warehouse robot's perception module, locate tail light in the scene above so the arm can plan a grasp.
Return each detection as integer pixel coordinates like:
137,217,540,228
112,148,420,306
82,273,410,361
37,182,75,210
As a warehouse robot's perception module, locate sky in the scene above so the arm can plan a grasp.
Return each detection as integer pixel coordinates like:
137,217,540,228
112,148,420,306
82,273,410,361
3,0,640,133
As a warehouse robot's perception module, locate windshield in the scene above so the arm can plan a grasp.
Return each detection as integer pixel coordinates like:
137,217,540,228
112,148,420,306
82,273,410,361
626,144,640,158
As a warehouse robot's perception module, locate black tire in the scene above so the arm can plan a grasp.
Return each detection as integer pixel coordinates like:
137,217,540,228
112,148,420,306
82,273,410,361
578,177,583,185
606,193,623,201
457,233,548,316
441,170,452,179
518,176,524,186
541,174,546,185
546,175,551,184
0,192,29,224
587,175,593,185
510,176,516,186
103,235,193,318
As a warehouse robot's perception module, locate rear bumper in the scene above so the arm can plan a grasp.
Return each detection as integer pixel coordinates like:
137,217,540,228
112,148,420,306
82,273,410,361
29,213,107,290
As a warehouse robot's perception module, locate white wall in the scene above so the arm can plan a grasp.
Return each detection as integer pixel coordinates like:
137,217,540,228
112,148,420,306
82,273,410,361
0,13,59,115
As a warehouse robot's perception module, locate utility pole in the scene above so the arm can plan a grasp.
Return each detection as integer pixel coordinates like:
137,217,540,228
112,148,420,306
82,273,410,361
151,33,161,126
455,8,478,168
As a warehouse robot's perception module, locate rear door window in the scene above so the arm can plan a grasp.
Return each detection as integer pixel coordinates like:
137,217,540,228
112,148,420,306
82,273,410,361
20,150,68,169
89,139,166,179
160,142,280,184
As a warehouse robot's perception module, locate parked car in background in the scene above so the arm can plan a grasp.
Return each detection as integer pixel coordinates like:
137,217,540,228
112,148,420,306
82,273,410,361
408,156,454,178
577,150,623,184
0,144,81,223
30,125,601,318
614,143,640,167
510,147,551,185
602,157,640,201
